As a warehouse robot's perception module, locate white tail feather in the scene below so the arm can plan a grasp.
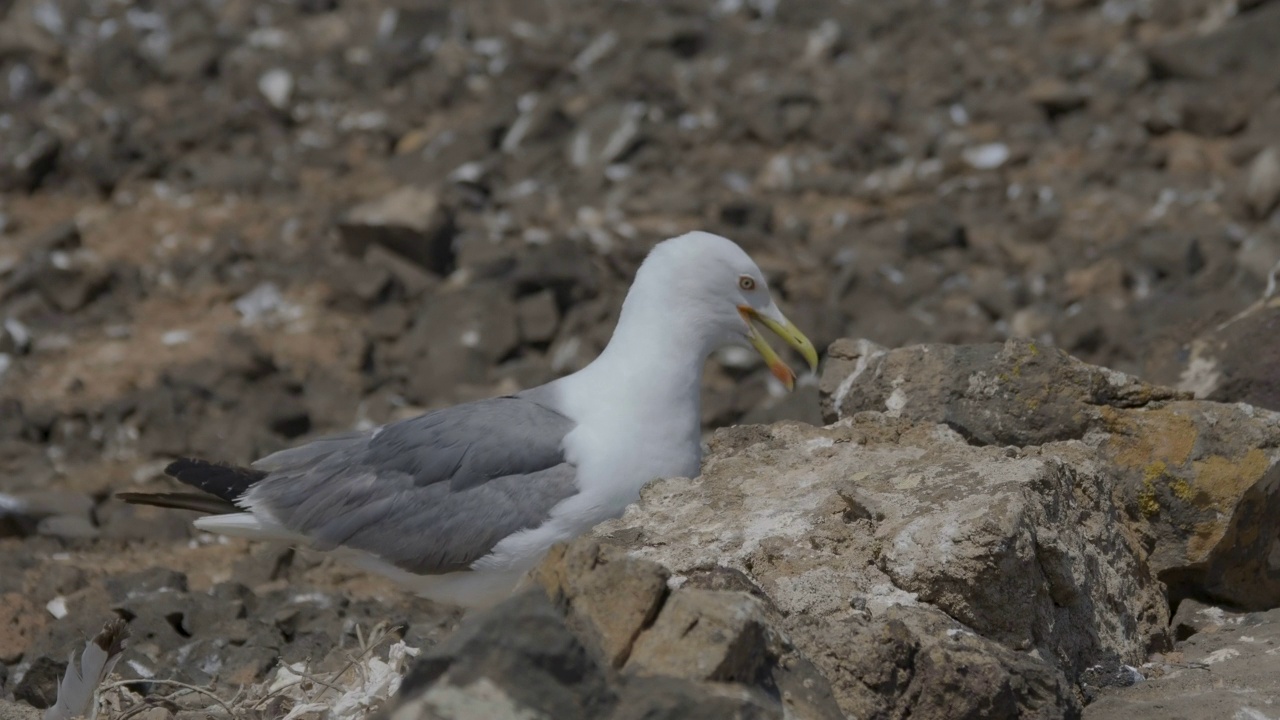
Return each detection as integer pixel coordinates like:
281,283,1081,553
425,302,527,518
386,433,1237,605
193,512,309,543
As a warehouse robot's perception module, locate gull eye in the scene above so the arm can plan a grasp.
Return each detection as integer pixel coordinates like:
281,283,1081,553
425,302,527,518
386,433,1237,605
738,275,756,291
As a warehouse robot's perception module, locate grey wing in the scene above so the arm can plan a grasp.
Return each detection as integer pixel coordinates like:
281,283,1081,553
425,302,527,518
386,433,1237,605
244,395,579,575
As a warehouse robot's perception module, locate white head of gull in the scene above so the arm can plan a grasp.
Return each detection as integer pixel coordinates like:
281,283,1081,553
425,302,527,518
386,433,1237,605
119,230,819,608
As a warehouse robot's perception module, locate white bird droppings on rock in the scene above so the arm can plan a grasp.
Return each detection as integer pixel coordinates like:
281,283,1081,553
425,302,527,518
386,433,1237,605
160,329,192,346
1203,647,1241,665
885,387,908,416
963,142,1010,170
235,282,304,327
258,68,293,109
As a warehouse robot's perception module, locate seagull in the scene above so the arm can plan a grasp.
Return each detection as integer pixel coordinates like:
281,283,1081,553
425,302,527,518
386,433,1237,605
119,231,818,608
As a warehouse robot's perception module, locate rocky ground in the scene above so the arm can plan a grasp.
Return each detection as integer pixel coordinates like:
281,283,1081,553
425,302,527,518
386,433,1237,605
390,339,1280,719
3,0,1280,718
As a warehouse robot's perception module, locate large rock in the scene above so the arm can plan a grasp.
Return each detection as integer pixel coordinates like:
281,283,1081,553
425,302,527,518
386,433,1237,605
821,337,1280,611
586,415,1139,716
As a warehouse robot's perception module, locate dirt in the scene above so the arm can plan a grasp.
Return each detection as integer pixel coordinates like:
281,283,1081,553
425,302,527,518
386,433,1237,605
2,0,1280,713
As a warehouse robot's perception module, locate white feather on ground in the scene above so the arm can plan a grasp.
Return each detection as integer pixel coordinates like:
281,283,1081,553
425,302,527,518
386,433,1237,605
44,617,130,720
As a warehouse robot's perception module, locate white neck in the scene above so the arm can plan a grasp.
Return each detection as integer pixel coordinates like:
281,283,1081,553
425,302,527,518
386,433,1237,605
549,267,724,485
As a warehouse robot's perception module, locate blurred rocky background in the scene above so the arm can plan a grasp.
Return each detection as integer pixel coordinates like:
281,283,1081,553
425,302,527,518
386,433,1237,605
2,0,1280,717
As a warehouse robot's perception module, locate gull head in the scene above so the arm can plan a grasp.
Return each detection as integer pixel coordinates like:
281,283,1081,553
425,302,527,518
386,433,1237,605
632,231,820,389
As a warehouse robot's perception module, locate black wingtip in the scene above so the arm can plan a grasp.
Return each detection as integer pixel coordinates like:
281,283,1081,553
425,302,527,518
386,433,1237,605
163,457,267,503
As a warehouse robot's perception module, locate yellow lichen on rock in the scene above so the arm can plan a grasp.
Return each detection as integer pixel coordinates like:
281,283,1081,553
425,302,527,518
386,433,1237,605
1191,449,1270,512
1170,478,1195,502
1105,407,1199,472
1142,460,1169,516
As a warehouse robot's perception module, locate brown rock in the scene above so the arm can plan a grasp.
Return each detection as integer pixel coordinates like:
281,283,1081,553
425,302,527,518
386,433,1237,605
1164,133,1209,177
0,592,48,663
534,540,669,668
337,186,456,276
1064,258,1126,304
532,542,844,719
1026,77,1089,116
626,589,776,684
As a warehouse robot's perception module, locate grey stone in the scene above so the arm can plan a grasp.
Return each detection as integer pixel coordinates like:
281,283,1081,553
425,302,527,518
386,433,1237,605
1145,2,1280,82
38,263,114,313
902,201,967,256
515,290,559,345
35,514,99,540
509,242,600,304
12,655,66,709
395,589,613,720
819,337,1184,446
398,284,519,402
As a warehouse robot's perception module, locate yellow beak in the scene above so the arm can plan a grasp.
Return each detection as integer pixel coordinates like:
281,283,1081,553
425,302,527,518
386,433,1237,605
738,305,820,391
